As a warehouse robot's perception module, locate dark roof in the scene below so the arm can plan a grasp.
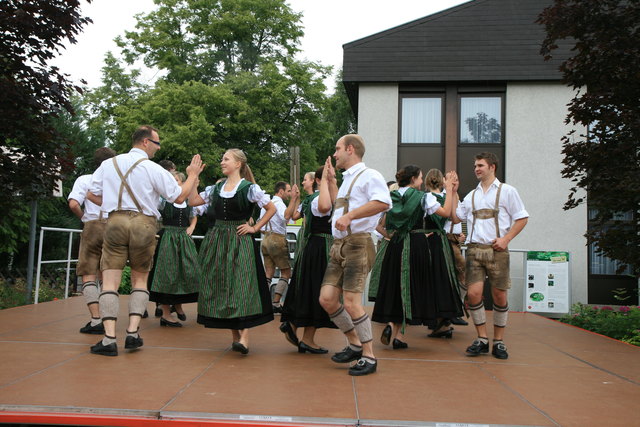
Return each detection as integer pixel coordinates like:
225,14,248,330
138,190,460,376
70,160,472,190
342,0,572,107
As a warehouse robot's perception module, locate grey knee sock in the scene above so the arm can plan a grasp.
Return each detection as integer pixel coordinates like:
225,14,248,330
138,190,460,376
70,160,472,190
274,278,288,296
82,281,100,306
469,301,486,326
329,305,355,334
99,291,119,321
493,303,509,328
353,314,373,344
128,289,150,317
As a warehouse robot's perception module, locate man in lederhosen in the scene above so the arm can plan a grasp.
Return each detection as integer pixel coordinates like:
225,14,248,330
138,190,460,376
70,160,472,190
260,181,292,312
68,147,116,335
318,134,391,376
453,152,528,359
88,125,204,356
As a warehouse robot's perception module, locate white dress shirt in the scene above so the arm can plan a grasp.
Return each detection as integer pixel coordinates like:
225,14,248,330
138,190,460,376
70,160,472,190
264,195,288,234
68,174,103,222
331,162,392,239
456,178,529,245
90,148,182,219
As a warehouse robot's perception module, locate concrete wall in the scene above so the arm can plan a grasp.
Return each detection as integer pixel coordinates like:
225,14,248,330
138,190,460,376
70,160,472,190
357,83,399,182
505,82,588,309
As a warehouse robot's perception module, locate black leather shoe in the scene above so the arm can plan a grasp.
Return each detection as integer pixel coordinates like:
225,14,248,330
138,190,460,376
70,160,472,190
331,346,362,363
90,340,118,356
231,341,249,354
160,317,182,327
492,342,509,359
380,324,392,345
80,321,105,335
427,327,454,339
124,335,143,350
451,317,469,326
176,312,187,321
392,338,408,349
272,304,283,314
298,341,328,354
348,358,377,376
154,306,163,317
142,309,149,319
279,322,299,347
466,338,489,356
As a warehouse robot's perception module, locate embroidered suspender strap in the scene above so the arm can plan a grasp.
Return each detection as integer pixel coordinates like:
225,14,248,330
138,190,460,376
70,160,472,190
449,217,455,234
493,183,503,238
332,168,368,235
469,189,478,243
112,157,147,213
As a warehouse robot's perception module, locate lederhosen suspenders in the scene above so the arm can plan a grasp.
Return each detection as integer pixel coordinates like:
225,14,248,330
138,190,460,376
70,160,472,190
469,183,503,244
332,168,368,235
112,157,147,213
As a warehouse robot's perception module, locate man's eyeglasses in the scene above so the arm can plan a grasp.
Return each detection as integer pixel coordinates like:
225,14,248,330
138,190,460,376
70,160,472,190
147,138,160,146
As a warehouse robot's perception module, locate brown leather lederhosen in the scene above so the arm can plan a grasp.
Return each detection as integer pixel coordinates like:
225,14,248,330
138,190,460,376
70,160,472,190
467,183,503,262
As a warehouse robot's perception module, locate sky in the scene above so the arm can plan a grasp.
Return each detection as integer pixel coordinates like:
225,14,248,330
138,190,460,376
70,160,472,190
51,0,470,90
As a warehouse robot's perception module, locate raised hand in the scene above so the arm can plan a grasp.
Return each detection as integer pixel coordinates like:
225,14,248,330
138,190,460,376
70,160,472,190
186,154,205,176
291,184,300,200
324,156,336,182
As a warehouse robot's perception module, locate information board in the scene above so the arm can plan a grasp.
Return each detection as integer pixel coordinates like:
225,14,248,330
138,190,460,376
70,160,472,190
525,251,570,314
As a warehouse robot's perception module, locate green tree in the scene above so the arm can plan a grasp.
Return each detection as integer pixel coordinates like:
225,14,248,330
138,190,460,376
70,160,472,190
319,70,357,161
538,0,640,274
116,0,303,84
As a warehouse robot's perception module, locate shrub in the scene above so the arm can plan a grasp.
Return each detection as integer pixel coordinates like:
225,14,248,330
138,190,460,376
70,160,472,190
560,303,640,346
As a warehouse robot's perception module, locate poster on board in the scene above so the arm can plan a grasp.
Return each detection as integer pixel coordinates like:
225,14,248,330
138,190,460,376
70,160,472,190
525,251,570,314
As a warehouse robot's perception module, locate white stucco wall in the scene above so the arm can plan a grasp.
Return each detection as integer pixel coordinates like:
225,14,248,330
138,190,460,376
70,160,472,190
506,82,588,308
357,83,399,182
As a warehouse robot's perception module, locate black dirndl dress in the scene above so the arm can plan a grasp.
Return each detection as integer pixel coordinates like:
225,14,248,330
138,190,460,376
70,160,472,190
197,181,273,329
281,194,336,329
149,202,200,305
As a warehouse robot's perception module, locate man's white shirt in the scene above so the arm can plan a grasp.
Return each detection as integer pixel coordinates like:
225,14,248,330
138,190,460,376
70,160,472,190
68,174,102,222
90,148,181,219
331,162,392,239
456,178,529,245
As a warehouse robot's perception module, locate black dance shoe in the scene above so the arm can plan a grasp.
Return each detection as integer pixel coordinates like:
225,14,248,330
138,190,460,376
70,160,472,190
90,340,118,357
154,306,163,317
176,312,187,321
465,338,489,356
80,321,105,335
231,341,249,354
160,318,182,327
272,304,283,314
348,358,377,376
124,335,144,350
298,341,329,354
427,327,454,339
279,321,299,347
451,317,469,326
392,338,408,349
492,342,509,359
380,324,392,346
142,309,149,319
331,346,362,363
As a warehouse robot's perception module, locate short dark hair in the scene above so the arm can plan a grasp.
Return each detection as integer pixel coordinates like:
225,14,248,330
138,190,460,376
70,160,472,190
131,125,158,146
475,152,499,173
274,181,289,194
158,159,176,171
395,165,422,187
94,147,116,168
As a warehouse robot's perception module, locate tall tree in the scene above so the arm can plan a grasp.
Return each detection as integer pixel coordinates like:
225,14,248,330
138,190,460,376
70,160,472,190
116,0,303,84
539,0,640,274
0,0,92,213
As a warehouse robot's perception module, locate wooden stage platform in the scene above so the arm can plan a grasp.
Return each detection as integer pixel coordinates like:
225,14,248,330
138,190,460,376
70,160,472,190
0,296,638,427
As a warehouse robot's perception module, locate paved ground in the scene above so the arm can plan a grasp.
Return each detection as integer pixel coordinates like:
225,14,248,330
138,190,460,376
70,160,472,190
0,296,638,426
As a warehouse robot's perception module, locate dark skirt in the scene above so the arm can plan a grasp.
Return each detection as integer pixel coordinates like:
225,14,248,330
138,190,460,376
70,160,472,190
371,232,462,329
281,234,336,329
197,220,273,329
150,227,199,305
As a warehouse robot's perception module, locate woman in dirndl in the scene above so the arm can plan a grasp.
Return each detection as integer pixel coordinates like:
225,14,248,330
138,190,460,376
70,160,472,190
279,166,336,354
191,149,276,354
424,168,468,337
369,165,462,349
149,171,200,327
